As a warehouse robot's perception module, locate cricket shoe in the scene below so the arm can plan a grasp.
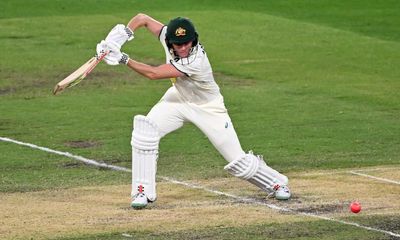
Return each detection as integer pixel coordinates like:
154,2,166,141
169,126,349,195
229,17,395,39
131,192,148,209
272,185,291,200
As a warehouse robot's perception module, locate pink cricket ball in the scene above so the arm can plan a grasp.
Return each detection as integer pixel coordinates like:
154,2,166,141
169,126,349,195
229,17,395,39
350,201,361,213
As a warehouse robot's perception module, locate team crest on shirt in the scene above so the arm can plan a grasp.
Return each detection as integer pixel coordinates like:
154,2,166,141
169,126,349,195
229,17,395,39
175,27,186,36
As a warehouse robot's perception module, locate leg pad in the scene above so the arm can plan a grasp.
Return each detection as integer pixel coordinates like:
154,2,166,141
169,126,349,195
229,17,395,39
131,115,160,201
224,152,288,193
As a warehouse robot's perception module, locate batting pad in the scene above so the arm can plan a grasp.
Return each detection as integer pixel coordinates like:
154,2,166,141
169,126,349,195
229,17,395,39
131,115,160,201
224,152,288,193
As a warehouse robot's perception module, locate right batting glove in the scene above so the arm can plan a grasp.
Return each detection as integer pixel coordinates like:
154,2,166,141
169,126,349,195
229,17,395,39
102,41,129,65
105,24,134,49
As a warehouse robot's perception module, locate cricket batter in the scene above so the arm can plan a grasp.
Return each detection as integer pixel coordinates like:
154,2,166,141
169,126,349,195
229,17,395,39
96,13,291,208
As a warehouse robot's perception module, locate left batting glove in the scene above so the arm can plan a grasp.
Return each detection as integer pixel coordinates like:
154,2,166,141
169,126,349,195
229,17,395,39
103,41,129,65
105,24,134,49
96,40,109,60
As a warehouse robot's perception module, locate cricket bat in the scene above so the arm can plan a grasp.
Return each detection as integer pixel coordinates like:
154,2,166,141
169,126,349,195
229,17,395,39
53,51,108,95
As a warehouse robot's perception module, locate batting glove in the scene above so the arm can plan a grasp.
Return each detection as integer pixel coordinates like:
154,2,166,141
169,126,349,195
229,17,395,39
96,40,109,60
105,24,134,49
103,41,129,65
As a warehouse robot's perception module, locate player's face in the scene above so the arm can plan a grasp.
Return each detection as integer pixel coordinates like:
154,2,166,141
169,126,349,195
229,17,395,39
172,41,193,58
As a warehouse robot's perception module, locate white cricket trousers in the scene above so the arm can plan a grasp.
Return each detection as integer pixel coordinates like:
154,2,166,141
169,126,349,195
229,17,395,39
147,86,245,162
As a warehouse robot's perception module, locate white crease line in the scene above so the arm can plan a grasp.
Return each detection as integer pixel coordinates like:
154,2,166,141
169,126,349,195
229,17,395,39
349,171,400,185
1,136,399,238
300,168,400,185
121,233,133,238
160,176,400,238
0,137,130,172
159,176,287,211
299,167,400,177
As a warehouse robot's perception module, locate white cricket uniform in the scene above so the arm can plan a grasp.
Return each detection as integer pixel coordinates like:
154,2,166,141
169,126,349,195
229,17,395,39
146,26,245,162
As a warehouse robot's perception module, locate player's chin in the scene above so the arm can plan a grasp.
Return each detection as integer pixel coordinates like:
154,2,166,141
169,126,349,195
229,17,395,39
177,52,189,58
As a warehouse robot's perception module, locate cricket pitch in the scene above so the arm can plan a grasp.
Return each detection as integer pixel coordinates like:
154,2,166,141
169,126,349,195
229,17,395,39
1,166,399,239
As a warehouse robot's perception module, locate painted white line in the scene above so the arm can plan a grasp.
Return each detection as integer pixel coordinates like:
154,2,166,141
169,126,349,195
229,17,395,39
160,176,287,211
161,176,400,238
349,171,400,185
0,137,130,172
299,167,400,177
351,167,400,173
1,136,399,238
299,167,400,186
121,233,133,238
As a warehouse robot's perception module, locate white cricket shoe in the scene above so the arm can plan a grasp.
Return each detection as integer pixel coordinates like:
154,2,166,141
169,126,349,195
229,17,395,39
274,185,291,200
131,193,148,209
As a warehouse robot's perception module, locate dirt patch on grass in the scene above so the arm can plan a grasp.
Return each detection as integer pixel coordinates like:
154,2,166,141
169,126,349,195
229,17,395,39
0,119,12,131
0,183,306,240
64,140,102,149
294,203,347,214
0,166,399,239
356,214,400,235
214,72,258,88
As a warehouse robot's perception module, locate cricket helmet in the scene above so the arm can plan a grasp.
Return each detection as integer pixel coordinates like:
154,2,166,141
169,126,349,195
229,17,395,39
166,17,198,45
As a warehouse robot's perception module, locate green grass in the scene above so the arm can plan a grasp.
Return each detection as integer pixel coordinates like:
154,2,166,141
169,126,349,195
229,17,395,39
53,219,394,240
1,0,399,187
0,1,399,239
2,0,399,41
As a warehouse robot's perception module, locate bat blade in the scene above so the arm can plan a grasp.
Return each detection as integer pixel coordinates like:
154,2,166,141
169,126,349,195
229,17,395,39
53,52,108,95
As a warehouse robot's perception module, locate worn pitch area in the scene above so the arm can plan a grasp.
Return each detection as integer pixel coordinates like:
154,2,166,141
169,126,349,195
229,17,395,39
1,167,399,239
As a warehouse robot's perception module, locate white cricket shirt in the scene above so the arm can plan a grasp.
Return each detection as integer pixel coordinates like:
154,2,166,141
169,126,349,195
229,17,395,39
159,26,221,104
